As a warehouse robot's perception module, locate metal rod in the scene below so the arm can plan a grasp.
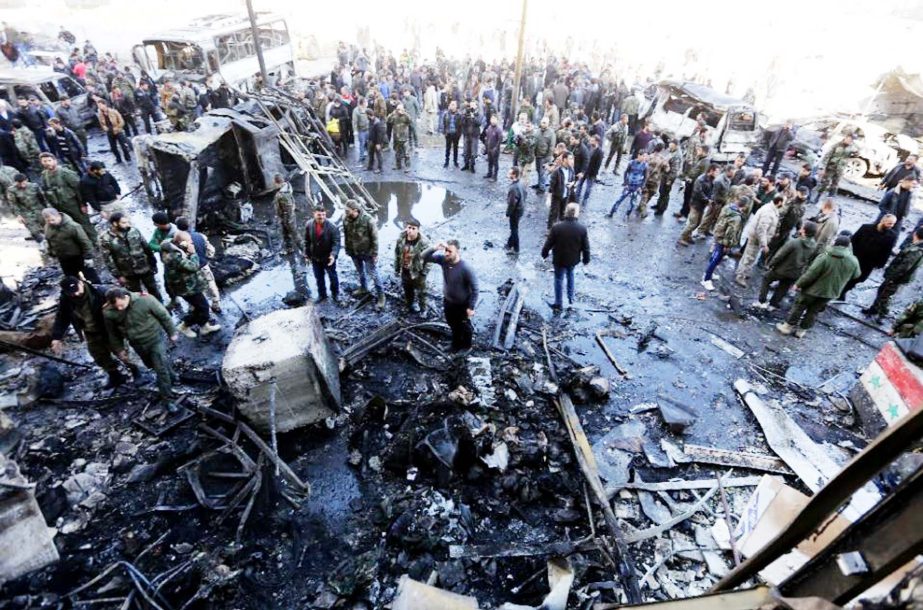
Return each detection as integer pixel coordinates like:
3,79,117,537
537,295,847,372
510,0,528,122
269,380,279,477
716,471,742,566
0,339,93,369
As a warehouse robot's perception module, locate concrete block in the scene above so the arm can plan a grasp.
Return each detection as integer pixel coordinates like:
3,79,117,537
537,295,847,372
222,304,340,433
0,453,59,584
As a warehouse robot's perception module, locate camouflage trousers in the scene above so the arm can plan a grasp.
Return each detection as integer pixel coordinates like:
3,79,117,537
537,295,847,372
818,167,843,195
393,139,410,168
699,202,722,235
401,269,427,309
131,337,176,400
868,278,902,316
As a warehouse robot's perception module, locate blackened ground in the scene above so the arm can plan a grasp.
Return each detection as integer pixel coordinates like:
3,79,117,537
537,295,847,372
0,127,916,608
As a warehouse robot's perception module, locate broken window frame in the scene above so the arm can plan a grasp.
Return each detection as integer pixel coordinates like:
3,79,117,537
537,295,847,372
214,20,289,68
146,41,206,73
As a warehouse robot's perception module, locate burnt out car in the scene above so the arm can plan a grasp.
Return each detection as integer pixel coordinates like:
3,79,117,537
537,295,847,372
762,116,920,179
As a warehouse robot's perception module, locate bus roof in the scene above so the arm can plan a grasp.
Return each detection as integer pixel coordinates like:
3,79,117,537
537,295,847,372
142,12,285,44
0,67,67,84
660,80,751,111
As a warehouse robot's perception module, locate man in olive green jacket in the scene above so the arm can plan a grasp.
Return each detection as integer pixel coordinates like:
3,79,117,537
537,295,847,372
756,221,817,310
777,234,860,337
104,287,179,409
343,199,384,309
40,153,97,242
43,208,101,282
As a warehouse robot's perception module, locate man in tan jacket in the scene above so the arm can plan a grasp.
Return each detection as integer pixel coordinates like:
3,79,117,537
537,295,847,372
95,98,132,164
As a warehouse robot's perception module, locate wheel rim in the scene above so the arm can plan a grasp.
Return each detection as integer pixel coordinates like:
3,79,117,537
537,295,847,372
843,158,866,178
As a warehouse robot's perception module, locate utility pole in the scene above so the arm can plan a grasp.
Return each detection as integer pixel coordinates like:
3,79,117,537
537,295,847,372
245,0,269,86
510,0,528,122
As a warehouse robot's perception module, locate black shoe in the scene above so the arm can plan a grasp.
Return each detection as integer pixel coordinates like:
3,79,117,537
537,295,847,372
315,295,328,303
861,307,875,317
443,161,449,168
103,371,127,389
546,301,562,312
126,363,143,382
483,174,492,179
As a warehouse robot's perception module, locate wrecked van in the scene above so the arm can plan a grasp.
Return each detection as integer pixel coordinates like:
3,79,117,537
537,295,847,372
0,68,95,126
640,80,759,162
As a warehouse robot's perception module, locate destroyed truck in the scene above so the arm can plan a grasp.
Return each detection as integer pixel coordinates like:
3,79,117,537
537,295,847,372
133,103,285,229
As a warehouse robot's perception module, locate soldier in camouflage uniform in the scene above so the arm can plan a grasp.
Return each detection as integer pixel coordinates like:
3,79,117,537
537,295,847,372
655,140,682,215
639,143,668,217
394,220,431,314
818,134,857,197
863,228,923,321
344,199,385,309
0,163,18,199
515,122,537,187
52,276,140,389
387,103,412,171
98,212,163,302
892,299,923,338
160,233,220,338
272,174,300,254
39,153,97,242
104,287,180,410
12,120,41,172
699,165,736,235
533,117,556,192
677,144,710,220
6,174,46,240
604,114,630,173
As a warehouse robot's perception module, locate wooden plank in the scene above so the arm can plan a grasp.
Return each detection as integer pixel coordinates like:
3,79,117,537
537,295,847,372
595,331,631,378
683,444,792,475
612,476,763,494
555,392,641,602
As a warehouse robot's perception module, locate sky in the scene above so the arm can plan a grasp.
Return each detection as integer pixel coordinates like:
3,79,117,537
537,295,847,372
2,0,922,120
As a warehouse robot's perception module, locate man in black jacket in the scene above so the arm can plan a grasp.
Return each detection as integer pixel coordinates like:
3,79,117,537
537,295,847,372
571,134,589,187
577,135,604,205
762,121,794,177
137,82,158,134
15,97,48,152
304,205,341,303
506,166,526,254
541,203,590,311
878,154,920,190
367,111,386,173
79,161,121,219
51,275,139,388
875,176,914,226
548,152,575,229
839,215,899,300
47,117,86,174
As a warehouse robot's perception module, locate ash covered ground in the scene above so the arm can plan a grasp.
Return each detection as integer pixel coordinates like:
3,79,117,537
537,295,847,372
0,128,918,609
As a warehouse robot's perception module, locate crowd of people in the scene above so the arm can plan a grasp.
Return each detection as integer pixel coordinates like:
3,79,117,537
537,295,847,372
2,37,923,413
296,44,923,342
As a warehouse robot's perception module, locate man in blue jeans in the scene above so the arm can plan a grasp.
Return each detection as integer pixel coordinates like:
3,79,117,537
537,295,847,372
607,151,649,218
304,205,340,303
343,199,385,310
541,203,591,311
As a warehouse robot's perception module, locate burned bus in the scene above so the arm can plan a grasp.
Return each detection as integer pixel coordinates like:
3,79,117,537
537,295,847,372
132,13,295,90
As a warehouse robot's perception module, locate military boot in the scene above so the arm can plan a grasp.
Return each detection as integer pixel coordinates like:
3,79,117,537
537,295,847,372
127,363,143,382
103,370,127,389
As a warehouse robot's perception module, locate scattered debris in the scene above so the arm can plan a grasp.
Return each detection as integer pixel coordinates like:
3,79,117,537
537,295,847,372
392,575,479,609
0,453,59,583
656,395,697,434
709,335,746,359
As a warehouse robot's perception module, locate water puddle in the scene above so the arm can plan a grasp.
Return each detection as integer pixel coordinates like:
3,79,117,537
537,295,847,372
365,181,462,245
